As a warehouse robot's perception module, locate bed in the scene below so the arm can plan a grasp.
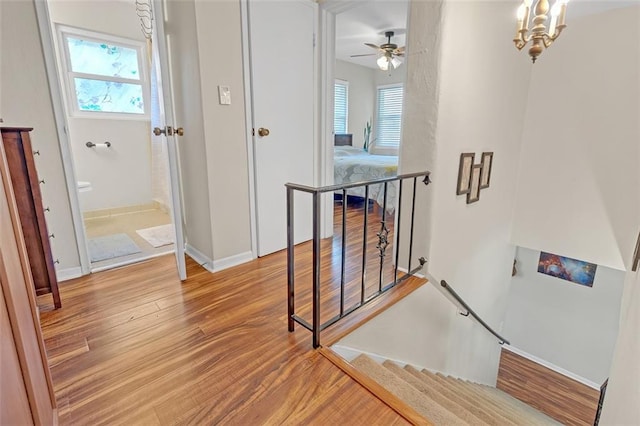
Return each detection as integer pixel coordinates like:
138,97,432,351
333,135,399,211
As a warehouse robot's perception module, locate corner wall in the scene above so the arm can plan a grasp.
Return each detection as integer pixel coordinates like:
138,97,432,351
503,247,625,385
0,0,80,271
511,6,640,271
338,0,532,385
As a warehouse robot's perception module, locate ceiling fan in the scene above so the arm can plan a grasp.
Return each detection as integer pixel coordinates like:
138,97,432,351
350,31,405,71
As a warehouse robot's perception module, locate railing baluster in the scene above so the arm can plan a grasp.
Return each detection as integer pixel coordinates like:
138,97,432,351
340,189,347,317
360,185,369,305
312,192,321,348
287,187,295,332
408,177,417,274
394,180,404,285
378,182,389,292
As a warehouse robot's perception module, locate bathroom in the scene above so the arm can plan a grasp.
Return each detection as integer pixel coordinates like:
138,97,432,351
46,0,175,269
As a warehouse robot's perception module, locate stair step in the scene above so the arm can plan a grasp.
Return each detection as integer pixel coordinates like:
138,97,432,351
404,366,516,426
351,355,467,425
434,372,535,424
382,362,489,425
476,383,560,425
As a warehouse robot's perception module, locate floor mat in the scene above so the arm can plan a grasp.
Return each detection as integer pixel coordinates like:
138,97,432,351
88,233,142,263
136,224,175,248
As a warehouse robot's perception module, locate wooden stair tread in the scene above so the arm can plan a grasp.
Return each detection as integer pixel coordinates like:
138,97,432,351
383,362,489,425
351,355,467,425
404,366,516,426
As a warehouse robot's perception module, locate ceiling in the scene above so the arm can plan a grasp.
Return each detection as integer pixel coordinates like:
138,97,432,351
334,0,637,70
335,0,409,70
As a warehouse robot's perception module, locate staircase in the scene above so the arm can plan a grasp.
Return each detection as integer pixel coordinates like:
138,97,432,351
351,355,561,425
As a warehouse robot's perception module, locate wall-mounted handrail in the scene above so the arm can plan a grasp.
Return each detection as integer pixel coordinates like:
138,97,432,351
286,170,431,348
440,279,510,345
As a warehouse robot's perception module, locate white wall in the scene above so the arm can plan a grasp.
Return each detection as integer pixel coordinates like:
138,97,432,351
47,0,153,212
339,0,533,385
0,0,80,271
511,6,640,271
503,247,624,384
424,0,532,384
334,60,374,149
194,0,252,260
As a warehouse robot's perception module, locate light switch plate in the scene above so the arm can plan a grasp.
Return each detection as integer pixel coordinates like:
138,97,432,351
218,85,231,105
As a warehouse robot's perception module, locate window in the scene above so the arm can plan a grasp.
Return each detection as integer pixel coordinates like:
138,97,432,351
376,84,404,147
334,80,349,134
59,27,148,117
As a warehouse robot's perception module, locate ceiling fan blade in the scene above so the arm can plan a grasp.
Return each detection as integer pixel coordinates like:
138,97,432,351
350,53,377,57
365,43,381,50
395,46,406,54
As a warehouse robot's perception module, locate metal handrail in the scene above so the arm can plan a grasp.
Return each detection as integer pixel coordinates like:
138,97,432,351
287,170,431,348
440,280,510,345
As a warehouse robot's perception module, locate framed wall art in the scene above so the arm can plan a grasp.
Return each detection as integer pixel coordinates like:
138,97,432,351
456,153,475,195
480,152,493,189
467,164,482,204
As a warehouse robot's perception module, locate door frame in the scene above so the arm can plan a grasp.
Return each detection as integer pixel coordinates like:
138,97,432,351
240,0,330,255
33,0,187,278
34,1,90,277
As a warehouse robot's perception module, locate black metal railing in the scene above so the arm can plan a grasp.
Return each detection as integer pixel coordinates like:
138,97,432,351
439,279,510,345
286,171,431,348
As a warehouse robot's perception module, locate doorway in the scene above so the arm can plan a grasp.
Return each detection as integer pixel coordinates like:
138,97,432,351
41,1,177,272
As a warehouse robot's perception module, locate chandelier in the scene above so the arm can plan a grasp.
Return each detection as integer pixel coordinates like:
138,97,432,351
514,0,569,63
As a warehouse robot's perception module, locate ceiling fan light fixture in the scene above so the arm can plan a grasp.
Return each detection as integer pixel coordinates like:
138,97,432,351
390,56,402,69
377,55,390,71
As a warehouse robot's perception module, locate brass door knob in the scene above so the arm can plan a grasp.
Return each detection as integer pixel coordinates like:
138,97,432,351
257,127,270,137
153,127,166,136
175,127,184,136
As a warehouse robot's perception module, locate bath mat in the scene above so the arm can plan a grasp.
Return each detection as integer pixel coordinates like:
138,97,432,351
88,233,141,263
136,224,175,248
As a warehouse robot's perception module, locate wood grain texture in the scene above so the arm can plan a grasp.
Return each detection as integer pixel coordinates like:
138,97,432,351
38,202,425,425
497,348,600,425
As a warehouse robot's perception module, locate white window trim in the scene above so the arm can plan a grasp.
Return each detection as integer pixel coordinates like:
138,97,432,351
334,79,349,134
56,25,151,120
374,83,403,151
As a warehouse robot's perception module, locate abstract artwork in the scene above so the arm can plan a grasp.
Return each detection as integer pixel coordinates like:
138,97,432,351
537,252,597,287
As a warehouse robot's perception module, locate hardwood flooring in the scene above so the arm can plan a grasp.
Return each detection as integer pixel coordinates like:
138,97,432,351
497,348,601,425
38,201,420,425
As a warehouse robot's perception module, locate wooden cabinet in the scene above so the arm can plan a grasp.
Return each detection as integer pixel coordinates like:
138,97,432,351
0,137,57,424
0,127,60,308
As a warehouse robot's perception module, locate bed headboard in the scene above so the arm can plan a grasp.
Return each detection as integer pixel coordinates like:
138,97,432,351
334,134,352,146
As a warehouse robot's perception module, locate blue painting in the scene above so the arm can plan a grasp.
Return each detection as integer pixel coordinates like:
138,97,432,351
537,252,597,287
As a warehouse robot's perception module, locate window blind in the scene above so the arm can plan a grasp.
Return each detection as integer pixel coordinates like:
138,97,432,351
334,81,348,134
376,85,403,147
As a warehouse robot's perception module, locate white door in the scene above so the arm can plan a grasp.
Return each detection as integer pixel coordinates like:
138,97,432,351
249,0,317,256
152,2,186,280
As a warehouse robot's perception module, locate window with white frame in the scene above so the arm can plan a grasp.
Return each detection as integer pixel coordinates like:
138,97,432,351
334,80,349,134
376,84,404,147
58,27,149,117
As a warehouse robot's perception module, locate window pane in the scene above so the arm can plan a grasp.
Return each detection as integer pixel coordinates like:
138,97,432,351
334,82,348,134
66,37,140,80
74,78,144,114
376,86,403,147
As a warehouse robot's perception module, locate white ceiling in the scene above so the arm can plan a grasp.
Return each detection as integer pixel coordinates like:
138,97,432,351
335,0,409,69
334,0,637,69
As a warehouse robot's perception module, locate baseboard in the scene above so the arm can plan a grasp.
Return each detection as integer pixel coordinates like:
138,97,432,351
185,244,215,273
211,251,253,272
502,345,600,390
185,246,254,274
56,267,83,282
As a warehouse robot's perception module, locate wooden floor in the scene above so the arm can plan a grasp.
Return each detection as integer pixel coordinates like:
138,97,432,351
38,202,420,425
497,348,601,426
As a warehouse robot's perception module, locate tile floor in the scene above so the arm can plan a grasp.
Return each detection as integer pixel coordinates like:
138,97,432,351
83,208,174,270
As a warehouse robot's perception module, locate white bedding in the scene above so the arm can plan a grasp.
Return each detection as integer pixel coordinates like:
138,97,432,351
334,146,399,211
